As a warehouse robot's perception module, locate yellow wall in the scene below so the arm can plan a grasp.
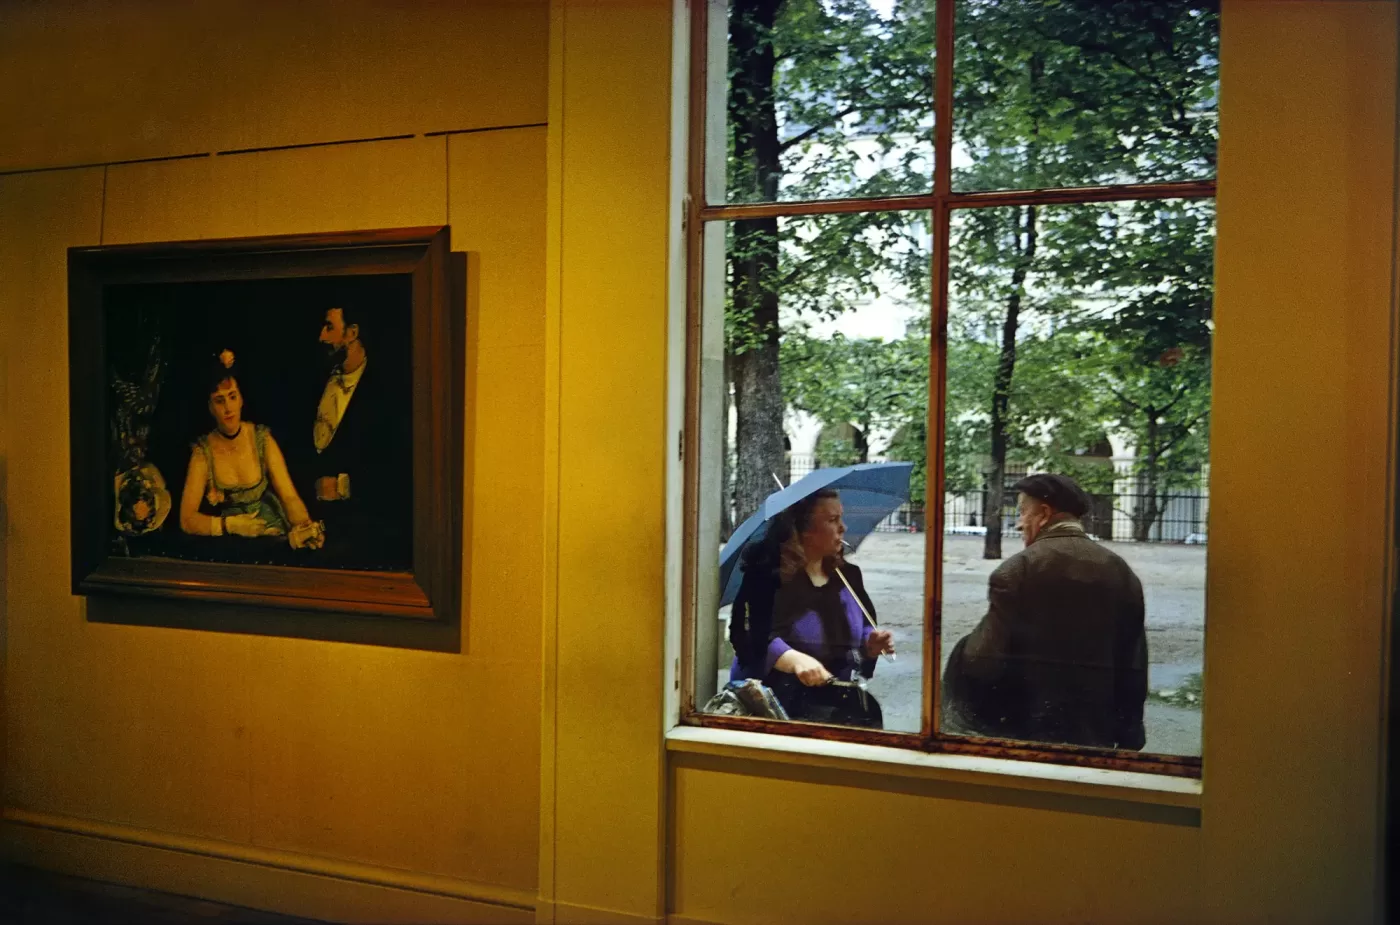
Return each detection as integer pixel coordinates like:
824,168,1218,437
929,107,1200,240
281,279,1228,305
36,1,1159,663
540,1,675,922
0,1,546,172
1202,3,1395,919
0,3,549,923
1,1,1397,924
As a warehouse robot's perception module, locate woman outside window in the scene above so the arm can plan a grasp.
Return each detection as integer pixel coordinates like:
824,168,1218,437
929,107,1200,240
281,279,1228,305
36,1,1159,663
763,488,895,725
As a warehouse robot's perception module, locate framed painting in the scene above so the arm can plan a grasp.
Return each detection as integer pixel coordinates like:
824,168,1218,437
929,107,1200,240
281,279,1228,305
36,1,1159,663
68,226,462,624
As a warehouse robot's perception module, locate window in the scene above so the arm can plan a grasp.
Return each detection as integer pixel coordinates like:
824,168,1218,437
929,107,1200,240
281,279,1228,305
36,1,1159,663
682,0,1216,776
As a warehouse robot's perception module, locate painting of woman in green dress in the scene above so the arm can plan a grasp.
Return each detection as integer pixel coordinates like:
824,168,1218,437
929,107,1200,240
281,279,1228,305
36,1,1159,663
178,349,325,550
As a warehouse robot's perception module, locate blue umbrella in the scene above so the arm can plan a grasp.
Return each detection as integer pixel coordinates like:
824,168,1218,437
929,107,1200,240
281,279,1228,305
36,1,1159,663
718,461,914,607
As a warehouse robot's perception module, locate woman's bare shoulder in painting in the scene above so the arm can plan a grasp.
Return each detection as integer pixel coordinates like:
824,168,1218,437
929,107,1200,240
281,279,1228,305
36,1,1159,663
176,350,324,548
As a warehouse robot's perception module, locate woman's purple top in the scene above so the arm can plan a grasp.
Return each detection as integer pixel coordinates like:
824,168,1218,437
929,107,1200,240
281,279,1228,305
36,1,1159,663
729,564,877,683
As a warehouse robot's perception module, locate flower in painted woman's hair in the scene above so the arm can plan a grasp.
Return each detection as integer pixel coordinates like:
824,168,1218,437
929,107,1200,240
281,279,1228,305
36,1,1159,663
219,349,235,368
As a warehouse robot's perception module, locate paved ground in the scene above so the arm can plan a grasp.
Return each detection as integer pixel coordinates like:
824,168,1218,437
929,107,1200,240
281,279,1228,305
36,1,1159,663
720,532,1204,756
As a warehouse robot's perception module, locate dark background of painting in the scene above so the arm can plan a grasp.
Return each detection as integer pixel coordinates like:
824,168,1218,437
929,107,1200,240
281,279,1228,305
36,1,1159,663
104,273,414,571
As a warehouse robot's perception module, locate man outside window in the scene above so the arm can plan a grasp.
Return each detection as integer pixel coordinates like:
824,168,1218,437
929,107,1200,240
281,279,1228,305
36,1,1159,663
942,473,1148,750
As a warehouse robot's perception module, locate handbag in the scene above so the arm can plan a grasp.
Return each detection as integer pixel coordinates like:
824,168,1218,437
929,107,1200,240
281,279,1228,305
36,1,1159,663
768,675,884,729
806,679,884,729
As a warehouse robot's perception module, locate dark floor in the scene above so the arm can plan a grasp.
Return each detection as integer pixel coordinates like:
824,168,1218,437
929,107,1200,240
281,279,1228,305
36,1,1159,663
0,864,329,925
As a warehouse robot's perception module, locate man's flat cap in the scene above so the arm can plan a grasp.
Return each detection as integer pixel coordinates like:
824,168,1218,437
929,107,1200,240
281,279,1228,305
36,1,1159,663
1012,473,1091,517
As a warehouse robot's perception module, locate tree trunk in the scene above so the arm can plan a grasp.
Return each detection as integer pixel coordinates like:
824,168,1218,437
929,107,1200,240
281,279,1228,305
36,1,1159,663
729,0,786,523
731,271,784,519
1132,411,1163,542
982,205,1038,559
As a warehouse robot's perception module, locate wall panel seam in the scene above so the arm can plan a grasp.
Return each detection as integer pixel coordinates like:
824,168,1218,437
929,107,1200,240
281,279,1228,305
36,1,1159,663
0,152,212,179
0,124,550,178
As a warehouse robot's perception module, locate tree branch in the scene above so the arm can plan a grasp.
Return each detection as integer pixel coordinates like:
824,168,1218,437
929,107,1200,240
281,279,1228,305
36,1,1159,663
778,98,930,154
1107,384,1144,412
1158,381,1193,416
1154,410,1209,454
778,104,864,153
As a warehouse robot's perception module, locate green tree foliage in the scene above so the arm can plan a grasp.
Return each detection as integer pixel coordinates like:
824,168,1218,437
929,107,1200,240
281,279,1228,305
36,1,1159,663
1049,197,1215,540
726,0,1218,549
947,0,1217,555
781,331,928,464
943,197,1215,545
954,0,1218,191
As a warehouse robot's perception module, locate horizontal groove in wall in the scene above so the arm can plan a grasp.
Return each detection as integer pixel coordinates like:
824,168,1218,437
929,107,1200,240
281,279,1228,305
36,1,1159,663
0,122,551,177
423,122,548,137
0,152,211,178
214,134,418,157
2,807,535,912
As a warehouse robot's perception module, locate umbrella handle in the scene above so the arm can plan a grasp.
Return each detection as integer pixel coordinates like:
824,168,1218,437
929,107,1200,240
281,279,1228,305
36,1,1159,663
833,566,895,662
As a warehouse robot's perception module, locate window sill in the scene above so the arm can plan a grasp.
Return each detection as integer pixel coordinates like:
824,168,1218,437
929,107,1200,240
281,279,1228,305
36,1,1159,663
665,725,1201,810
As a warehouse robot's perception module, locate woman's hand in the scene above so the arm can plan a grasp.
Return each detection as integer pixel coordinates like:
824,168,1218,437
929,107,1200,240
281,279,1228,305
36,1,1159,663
864,628,895,659
224,513,268,537
777,650,832,687
288,520,326,550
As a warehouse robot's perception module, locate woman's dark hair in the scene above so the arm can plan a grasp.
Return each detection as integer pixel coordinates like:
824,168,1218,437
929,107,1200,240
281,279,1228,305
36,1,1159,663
788,488,840,533
778,488,843,582
203,350,240,397
741,511,790,575
731,511,791,676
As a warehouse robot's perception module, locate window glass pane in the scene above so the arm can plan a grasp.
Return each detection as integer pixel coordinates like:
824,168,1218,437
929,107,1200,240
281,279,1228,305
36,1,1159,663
939,198,1213,757
712,0,936,205
697,211,932,733
953,0,1219,191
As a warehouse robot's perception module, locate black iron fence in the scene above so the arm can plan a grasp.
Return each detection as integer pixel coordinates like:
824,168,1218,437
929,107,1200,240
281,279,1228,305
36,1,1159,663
779,454,1208,543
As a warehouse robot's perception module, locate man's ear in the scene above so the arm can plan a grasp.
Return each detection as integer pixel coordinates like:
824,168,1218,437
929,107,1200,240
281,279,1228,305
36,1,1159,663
346,323,359,342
